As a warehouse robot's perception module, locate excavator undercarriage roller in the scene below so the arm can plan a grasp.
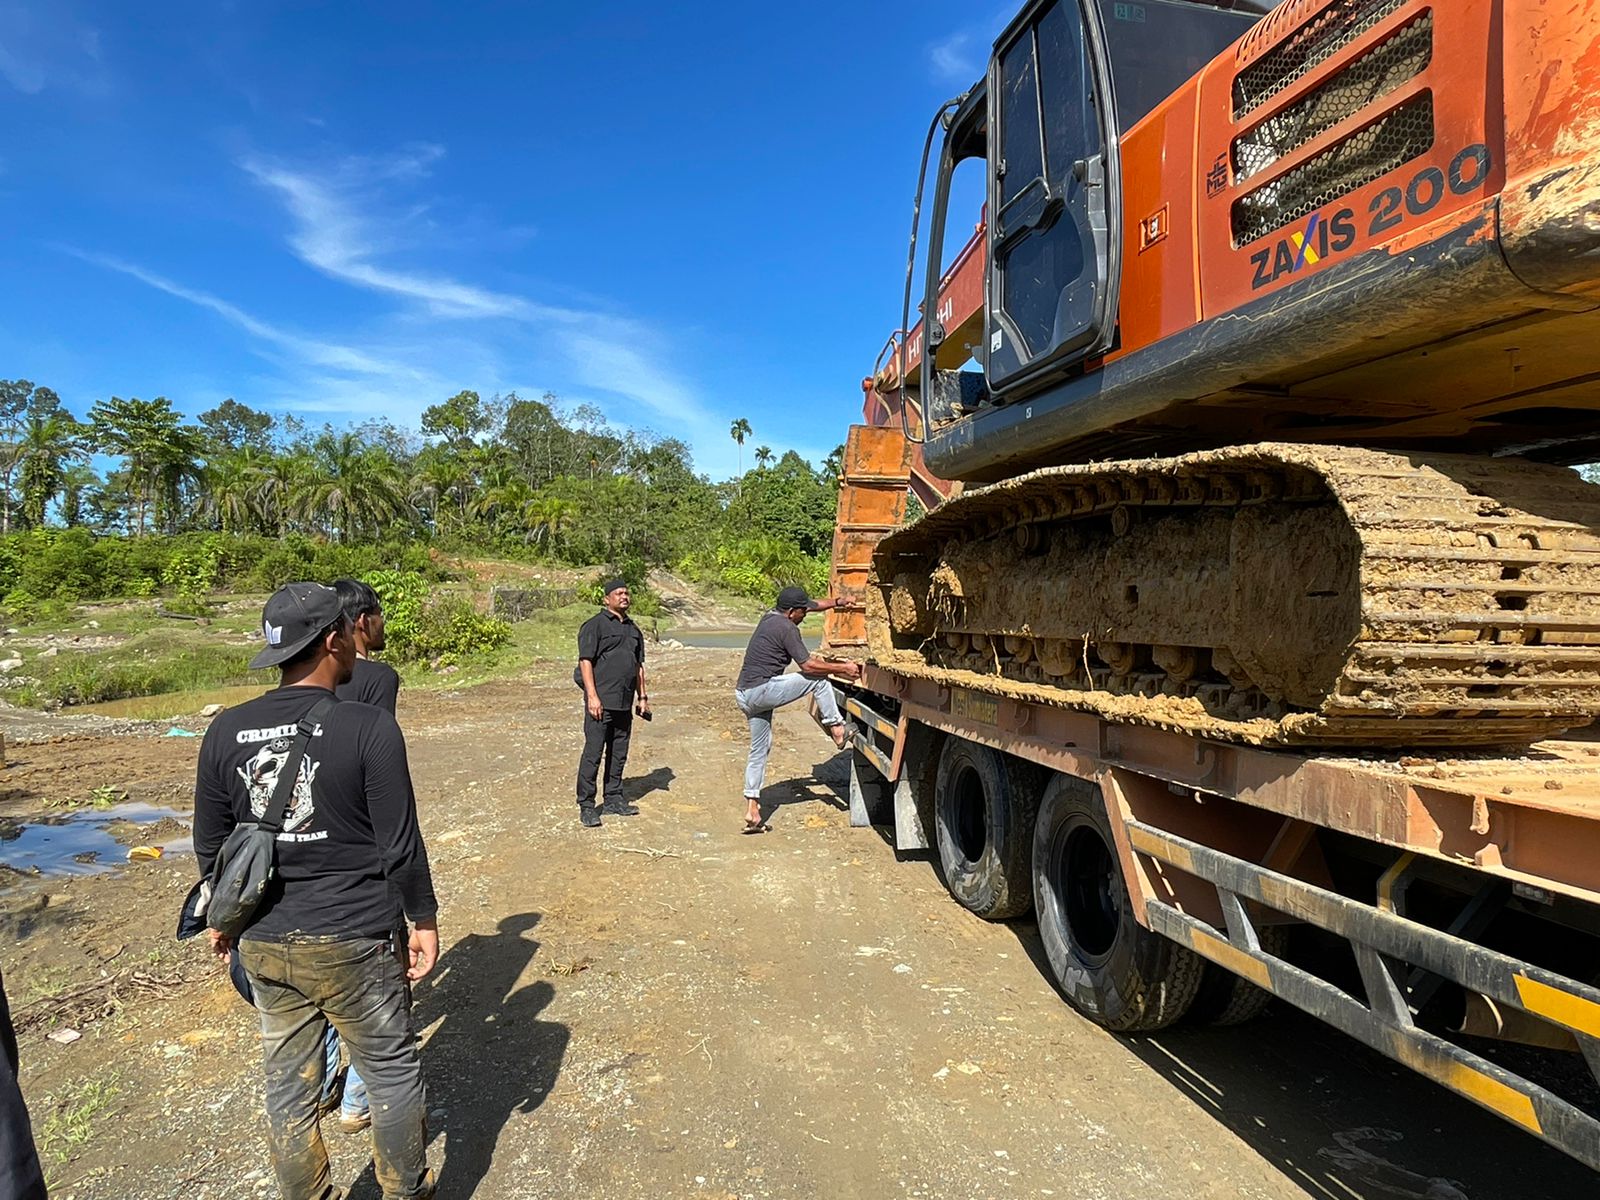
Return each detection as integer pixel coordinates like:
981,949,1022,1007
867,445,1600,746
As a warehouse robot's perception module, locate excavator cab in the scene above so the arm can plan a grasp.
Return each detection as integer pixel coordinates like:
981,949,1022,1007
919,0,1263,417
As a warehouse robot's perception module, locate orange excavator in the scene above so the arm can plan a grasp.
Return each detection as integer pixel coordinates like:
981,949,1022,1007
836,0,1600,747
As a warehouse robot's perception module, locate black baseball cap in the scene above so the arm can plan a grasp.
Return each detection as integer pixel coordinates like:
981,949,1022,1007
249,581,344,669
776,586,818,612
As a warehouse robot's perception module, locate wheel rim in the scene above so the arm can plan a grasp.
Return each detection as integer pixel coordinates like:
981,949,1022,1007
950,764,987,864
1048,816,1120,966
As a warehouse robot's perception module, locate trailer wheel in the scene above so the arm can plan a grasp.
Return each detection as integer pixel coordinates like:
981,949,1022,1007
1186,924,1290,1026
1032,773,1202,1031
933,738,1040,919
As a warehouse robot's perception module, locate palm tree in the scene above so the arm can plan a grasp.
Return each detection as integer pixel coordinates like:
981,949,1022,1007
411,456,471,537
754,445,774,470
524,495,578,554
17,410,85,527
259,450,316,536
58,463,99,528
204,448,268,534
300,432,410,541
476,475,537,533
152,423,206,534
729,418,751,475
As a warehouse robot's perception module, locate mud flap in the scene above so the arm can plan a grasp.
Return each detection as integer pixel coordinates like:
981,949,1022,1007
893,775,930,850
848,749,887,828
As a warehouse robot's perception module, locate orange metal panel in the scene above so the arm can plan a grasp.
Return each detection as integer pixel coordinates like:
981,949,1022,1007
835,485,907,527
1499,0,1600,299
1195,1,1502,319
843,424,913,478
1116,86,1204,354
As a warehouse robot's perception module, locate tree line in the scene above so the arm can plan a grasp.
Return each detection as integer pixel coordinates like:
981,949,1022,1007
0,380,843,597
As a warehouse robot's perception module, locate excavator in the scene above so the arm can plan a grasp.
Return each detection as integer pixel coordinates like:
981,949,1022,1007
846,0,1600,746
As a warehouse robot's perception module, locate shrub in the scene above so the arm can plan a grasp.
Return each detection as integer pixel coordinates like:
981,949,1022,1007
398,596,512,666
1,588,40,623
362,570,508,666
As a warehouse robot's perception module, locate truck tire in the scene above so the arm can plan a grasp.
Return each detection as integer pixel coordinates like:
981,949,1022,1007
1032,773,1203,1031
933,738,1041,919
1186,924,1290,1026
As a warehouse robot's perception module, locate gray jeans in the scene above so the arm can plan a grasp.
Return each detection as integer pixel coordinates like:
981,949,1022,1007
733,674,843,799
241,934,432,1200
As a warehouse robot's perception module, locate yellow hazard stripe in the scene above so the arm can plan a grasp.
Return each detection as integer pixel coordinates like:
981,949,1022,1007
1189,927,1273,991
1514,974,1600,1040
1390,1037,1543,1134
1127,824,1194,872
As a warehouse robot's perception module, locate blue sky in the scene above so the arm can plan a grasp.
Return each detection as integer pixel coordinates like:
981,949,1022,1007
0,1,1015,480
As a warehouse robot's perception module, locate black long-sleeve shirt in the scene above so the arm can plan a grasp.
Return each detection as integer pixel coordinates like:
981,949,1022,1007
194,684,437,941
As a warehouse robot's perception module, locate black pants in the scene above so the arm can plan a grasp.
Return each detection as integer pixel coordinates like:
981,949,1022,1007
577,707,633,808
0,971,47,1200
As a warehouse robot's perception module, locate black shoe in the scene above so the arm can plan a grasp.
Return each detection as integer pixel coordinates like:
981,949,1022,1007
601,799,639,816
579,805,602,828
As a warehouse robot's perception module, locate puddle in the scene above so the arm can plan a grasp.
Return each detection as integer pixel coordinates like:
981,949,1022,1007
0,802,193,879
671,628,756,650
73,684,268,721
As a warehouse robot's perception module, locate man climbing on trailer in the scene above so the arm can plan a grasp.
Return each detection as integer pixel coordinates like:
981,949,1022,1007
734,586,863,833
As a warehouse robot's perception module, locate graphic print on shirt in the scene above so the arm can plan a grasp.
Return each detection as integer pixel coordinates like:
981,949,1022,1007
237,738,320,832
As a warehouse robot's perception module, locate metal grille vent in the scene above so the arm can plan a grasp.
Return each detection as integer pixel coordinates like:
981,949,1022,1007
1231,92,1434,246
1233,0,1407,120
1233,12,1432,185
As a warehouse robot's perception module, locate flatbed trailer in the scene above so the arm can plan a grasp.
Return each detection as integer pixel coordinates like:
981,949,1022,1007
832,665,1600,1171
823,423,1600,1172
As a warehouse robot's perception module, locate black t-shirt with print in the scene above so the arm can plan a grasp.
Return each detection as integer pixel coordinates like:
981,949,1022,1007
575,609,645,710
194,685,437,942
337,656,400,715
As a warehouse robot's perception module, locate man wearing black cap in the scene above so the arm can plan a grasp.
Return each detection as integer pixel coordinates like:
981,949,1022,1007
575,578,650,827
733,586,863,832
194,582,438,1200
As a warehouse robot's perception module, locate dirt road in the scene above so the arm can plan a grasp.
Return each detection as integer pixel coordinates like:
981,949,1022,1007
2,646,1594,1198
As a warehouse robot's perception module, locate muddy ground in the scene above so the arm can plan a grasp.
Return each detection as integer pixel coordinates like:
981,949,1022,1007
1,646,1595,1199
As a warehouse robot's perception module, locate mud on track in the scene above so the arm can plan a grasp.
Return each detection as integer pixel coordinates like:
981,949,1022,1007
2,647,1595,1198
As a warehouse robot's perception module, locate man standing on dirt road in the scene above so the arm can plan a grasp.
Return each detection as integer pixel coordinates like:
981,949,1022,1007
734,586,862,833
334,577,401,715
575,578,650,827
194,582,439,1200
0,968,47,1200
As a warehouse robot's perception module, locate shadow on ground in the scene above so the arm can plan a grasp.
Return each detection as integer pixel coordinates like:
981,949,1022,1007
623,766,675,804
347,912,569,1198
1000,919,1594,1199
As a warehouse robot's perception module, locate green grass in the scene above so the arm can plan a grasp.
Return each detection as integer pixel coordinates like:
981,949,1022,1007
39,1077,119,1183
14,638,255,708
398,600,596,691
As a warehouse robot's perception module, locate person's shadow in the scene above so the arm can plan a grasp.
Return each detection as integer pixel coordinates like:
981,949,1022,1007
623,765,675,803
346,913,568,1198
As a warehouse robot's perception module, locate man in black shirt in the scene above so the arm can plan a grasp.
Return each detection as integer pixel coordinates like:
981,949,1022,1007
195,582,438,1200
734,586,862,832
575,578,650,827
0,968,45,1200
334,578,400,715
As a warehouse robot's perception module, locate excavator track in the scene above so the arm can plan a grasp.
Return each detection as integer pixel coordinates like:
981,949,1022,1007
865,445,1600,747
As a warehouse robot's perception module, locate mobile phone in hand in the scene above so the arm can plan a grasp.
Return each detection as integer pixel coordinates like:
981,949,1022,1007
636,705,653,721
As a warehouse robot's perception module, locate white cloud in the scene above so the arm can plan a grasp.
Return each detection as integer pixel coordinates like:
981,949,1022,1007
0,3,108,96
236,144,725,451
929,33,978,83
62,249,418,381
